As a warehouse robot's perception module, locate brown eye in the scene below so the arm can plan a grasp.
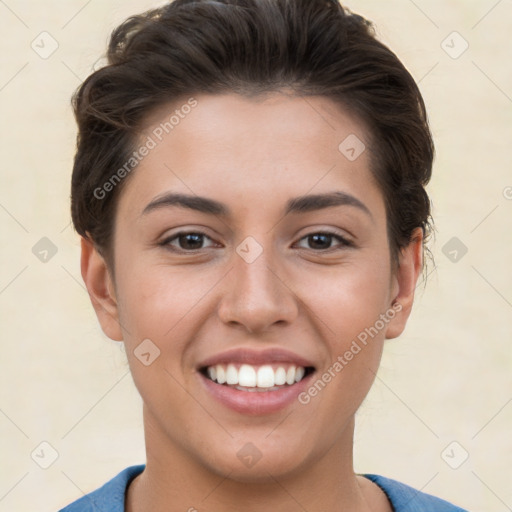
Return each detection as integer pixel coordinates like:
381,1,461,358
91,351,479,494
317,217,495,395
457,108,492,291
296,232,353,251
161,231,216,252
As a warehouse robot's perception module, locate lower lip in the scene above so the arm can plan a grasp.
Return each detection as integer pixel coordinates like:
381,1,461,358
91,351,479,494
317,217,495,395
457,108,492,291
199,371,314,415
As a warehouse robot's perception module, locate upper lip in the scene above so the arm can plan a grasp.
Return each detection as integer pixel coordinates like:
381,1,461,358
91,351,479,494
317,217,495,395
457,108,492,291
197,347,316,369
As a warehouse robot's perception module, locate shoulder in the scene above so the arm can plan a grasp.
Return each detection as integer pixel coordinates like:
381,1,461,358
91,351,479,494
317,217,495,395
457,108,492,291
362,474,469,512
58,464,145,512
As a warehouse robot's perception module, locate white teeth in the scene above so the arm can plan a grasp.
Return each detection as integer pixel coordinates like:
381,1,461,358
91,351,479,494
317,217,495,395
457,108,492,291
257,365,274,388
238,364,257,387
205,363,309,388
274,367,287,385
226,364,238,385
285,366,296,385
216,365,226,384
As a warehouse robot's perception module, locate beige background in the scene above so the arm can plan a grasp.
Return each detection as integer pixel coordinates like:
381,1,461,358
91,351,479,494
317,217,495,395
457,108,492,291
0,1,511,511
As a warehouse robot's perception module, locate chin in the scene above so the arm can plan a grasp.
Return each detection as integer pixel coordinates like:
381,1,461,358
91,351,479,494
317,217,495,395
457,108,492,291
199,440,313,483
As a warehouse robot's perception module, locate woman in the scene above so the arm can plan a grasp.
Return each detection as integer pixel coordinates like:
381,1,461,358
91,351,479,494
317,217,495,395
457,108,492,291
60,0,469,510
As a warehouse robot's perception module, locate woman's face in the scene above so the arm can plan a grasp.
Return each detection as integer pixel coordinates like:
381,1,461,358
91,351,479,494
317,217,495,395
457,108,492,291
83,92,421,481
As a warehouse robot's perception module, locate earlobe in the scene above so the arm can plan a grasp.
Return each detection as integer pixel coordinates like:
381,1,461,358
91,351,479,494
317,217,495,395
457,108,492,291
80,236,123,341
385,228,424,340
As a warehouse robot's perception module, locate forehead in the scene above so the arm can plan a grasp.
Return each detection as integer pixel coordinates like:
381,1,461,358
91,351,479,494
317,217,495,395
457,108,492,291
118,92,384,220
141,91,369,157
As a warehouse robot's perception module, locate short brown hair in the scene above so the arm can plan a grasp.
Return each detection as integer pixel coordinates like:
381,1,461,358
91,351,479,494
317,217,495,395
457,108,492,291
70,0,434,269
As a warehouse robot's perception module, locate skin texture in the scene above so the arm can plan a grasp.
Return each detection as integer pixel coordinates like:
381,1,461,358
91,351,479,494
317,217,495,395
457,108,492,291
81,92,423,511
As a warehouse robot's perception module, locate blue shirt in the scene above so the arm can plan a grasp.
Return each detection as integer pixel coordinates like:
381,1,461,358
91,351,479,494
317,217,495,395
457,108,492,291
59,464,469,511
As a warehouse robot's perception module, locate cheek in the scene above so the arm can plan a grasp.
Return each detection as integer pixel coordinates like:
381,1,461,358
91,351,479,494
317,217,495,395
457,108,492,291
292,259,392,343
115,265,208,419
115,260,216,339
292,260,391,403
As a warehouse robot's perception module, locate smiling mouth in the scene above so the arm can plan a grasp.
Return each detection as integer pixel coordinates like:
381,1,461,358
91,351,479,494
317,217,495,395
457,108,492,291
199,363,315,392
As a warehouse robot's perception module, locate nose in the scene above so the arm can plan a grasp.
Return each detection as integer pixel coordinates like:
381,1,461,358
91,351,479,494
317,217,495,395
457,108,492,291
217,244,299,334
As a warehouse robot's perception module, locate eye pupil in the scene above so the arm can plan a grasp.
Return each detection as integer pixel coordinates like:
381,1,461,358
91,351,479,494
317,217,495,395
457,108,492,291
180,233,203,249
309,234,331,249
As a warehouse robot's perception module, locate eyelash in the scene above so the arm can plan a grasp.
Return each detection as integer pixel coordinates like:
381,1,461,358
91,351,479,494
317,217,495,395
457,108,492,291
159,230,354,253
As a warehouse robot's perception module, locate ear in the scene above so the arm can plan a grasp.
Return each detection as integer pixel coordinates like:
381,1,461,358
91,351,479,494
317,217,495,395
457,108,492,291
80,236,123,341
385,227,424,340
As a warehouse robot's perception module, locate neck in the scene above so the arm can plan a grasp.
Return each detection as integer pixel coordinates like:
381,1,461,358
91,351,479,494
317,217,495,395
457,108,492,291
126,406,377,512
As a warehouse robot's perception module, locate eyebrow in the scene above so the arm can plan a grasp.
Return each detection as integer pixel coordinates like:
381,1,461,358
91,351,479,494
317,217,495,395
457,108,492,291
142,191,372,219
